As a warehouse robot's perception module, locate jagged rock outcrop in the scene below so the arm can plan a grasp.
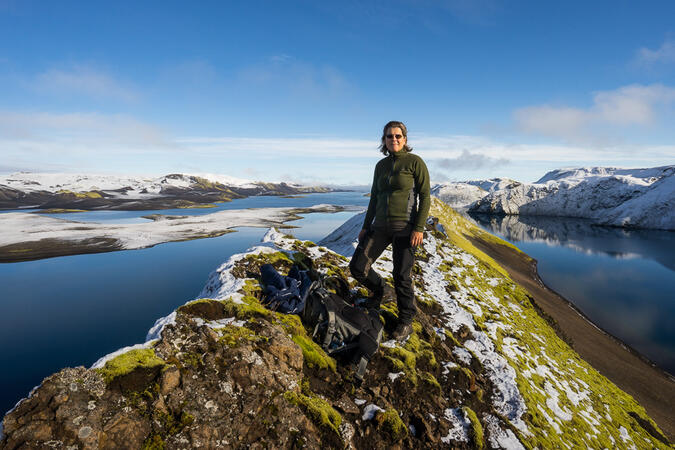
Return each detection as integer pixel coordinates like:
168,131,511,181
1,199,670,449
430,182,488,209
0,172,332,210
430,178,517,209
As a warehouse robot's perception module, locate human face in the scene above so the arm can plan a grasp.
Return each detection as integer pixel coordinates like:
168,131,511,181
385,127,406,153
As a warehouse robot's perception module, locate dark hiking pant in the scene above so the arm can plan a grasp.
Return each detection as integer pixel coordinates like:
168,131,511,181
349,225,416,324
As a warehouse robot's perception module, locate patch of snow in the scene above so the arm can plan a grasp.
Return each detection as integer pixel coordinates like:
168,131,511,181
387,372,404,382
193,317,246,329
354,398,366,406
484,414,526,450
501,337,522,360
441,408,470,444
380,339,397,349
618,426,637,449
362,404,385,421
485,321,508,340
453,347,473,365
487,278,500,287
562,382,589,407
441,361,459,375
146,312,177,341
544,381,573,421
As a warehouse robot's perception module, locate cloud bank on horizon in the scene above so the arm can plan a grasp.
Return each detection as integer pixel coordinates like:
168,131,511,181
0,1,673,184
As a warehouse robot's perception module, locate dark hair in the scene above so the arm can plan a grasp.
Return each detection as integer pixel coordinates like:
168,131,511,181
379,120,413,155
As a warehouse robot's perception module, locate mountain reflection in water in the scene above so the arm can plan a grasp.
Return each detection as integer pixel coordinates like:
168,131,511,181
469,213,675,272
468,213,675,376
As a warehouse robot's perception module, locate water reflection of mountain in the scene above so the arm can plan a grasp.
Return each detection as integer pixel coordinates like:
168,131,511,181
468,213,675,273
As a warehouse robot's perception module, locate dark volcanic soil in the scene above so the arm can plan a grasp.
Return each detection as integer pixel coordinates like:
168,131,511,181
0,238,123,263
467,233,675,441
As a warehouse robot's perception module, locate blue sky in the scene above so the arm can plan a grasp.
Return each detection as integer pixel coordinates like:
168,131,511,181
1,0,674,185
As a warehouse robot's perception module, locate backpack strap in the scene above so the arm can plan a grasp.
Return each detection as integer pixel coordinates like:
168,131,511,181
323,310,336,348
354,356,369,381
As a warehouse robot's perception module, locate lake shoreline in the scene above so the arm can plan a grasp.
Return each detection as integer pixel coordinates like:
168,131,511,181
0,205,346,263
467,233,675,441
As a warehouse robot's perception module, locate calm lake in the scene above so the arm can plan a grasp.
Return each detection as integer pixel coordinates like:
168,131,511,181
470,213,675,376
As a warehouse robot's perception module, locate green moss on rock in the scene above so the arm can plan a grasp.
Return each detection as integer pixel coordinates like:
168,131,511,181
291,335,337,372
378,408,408,440
218,324,268,348
96,348,165,384
284,391,342,434
462,407,484,449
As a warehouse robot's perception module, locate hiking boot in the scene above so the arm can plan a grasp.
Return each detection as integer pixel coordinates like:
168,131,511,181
392,322,413,341
381,284,396,304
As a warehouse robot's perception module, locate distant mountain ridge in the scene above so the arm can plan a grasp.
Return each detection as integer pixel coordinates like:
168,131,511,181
431,165,675,231
0,172,332,210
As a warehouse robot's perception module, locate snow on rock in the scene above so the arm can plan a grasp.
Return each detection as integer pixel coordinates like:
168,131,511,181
484,414,526,450
362,404,385,421
441,408,470,443
0,172,257,195
146,312,177,341
430,182,488,209
467,165,675,230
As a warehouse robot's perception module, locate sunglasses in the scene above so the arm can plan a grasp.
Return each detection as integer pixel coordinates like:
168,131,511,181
386,134,404,140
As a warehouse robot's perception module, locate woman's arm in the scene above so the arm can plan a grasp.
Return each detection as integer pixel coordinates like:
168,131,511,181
410,156,430,246
361,164,379,233
412,156,431,233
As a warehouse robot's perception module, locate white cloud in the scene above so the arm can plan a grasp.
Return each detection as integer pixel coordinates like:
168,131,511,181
636,39,675,66
593,84,675,124
0,111,170,146
432,149,510,171
177,136,376,158
513,84,675,141
1,111,673,182
32,65,138,102
513,106,590,139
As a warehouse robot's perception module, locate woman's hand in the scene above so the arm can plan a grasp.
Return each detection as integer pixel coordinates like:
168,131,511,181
358,228,368,242
410,230,423,247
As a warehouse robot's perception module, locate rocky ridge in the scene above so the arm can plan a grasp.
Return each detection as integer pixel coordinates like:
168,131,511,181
0,172,332,210
1,199,670,449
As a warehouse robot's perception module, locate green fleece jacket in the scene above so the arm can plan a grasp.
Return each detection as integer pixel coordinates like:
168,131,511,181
362,150,431,232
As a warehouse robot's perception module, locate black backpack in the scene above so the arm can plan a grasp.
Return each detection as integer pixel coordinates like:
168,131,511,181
301,276,384,381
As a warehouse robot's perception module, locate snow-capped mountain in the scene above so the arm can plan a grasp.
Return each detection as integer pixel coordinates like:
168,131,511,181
430,182,488,209
0,172,331,210
430,178,518,209
432,166,675,231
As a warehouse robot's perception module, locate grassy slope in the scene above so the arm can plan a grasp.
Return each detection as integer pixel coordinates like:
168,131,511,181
428,197,669,448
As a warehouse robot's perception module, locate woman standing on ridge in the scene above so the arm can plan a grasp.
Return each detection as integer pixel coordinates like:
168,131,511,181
349,120,431,341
